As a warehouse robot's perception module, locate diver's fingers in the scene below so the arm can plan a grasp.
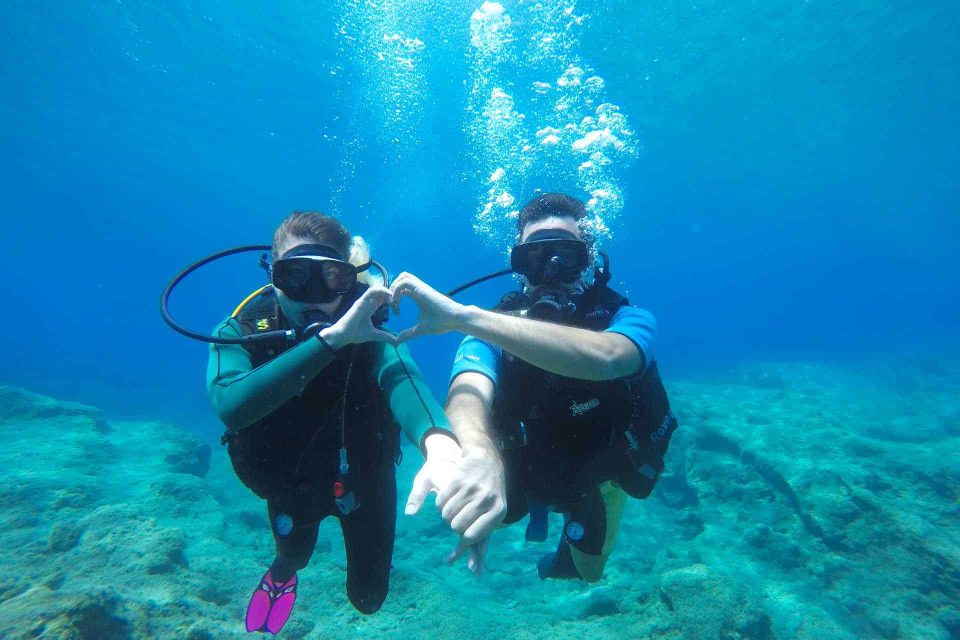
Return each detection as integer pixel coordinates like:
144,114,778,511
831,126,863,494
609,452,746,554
390,272,426,303
359,285,392,307
394,325,422,343
389,272,408,299
404,465,434,516
461,508,504,545
467,538,488,575
368,328,399,345
438,485,471,523
388,276,405,314
433,480,455,510
448,499,484,535
467,546,479,574
446,536,476,565
348,285,390,316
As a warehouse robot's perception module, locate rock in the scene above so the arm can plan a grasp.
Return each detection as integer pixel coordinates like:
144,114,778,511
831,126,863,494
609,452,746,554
676,512,705,540
744,523,771,547
48,520,84,553
31,590,132,640
658,564,774,640
0,576,27,602
75,505,188,576
657,467,700,509
236,510,267,530
937,607,960,639
0,386,108,432
871,614,901,639
44,571,67,590
51,484,100,510
574,585,621,619
147,474,214,518
165,443,211,478
739,612,775,640
144,528,188,574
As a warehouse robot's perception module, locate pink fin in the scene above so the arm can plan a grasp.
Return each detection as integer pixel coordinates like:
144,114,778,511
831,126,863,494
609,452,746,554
245,570,298,634
245,580,272,632
266,589,296,634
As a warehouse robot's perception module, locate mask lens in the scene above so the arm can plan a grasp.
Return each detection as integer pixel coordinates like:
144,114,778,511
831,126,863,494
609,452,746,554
275,260,310,289
323,261,356,290
273,257,357,302
511,239,588,285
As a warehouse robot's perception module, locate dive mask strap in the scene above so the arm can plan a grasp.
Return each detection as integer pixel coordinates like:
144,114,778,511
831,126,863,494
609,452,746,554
594,251,611,286
279,244,344,260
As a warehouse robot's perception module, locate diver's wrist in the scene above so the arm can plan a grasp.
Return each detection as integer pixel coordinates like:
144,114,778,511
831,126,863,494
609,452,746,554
455,429,502,460
318,326,346,350
423,431,461,460
456,305,485,334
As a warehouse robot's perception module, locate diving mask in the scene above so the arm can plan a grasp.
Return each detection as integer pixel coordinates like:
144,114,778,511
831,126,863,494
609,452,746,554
272,243,371,304
510,230,590,287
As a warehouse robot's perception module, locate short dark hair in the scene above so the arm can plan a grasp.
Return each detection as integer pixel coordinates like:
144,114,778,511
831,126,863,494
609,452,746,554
272,211,351,259
517,193,586,234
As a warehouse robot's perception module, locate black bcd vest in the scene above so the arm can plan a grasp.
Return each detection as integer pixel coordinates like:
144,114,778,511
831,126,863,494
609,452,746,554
493,285,678,504
223,287,397,500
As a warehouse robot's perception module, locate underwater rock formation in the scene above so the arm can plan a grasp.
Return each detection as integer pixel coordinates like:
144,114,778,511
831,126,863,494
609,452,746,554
0,357,957,639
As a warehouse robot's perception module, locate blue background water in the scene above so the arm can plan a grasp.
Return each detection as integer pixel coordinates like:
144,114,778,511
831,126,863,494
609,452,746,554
1,0,958,435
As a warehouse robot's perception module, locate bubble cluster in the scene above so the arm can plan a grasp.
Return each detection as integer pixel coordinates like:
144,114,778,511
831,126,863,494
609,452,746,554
328,0,431,214
469,2,513,54
465,1,639,248
335,6,426,137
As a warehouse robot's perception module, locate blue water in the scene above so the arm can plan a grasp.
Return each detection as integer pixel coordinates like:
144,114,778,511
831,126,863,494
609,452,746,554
1,0,958,435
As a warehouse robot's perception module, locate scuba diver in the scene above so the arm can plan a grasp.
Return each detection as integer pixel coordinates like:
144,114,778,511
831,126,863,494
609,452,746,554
193,211,460,633
396,193,677,582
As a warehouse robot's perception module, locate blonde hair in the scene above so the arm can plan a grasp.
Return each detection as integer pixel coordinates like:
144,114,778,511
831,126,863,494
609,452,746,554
349,235,381,286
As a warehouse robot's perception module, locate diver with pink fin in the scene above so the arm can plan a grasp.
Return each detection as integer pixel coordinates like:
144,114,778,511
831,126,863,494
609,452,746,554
163,210,461,633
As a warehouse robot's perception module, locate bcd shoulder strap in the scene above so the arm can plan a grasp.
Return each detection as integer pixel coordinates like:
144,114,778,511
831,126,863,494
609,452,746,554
233,288,285,364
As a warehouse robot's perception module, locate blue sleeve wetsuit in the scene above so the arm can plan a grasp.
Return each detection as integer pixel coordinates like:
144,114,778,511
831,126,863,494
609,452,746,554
449,306,657,388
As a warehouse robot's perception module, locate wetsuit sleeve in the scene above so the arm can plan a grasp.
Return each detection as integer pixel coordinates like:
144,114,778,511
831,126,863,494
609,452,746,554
206,318,337,430
449,335,502,390
604,306,657,375
373,343,453,455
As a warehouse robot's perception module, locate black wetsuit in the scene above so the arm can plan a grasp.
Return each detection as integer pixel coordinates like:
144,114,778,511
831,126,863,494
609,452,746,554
452,284,677,580
208,289,450,613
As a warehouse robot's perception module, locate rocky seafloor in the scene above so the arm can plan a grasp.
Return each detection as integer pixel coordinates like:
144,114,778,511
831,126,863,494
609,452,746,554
0,356,957,639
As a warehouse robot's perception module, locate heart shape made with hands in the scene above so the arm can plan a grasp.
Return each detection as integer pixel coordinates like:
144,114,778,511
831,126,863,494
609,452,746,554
387,272,465,343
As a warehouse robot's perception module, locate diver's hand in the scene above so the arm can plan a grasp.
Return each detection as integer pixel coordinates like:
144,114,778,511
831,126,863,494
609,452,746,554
405,440,503,575
405,432,461,516
321,286,396,347
439,449,507,574
390,272,467,342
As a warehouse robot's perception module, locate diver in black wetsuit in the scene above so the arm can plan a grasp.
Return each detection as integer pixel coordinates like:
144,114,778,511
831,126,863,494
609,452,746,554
207,211,460,632
392,194,677,581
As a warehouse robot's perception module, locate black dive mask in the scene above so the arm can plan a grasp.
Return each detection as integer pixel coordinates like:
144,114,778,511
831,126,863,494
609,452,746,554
510,230,589,287
272,244,372,304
